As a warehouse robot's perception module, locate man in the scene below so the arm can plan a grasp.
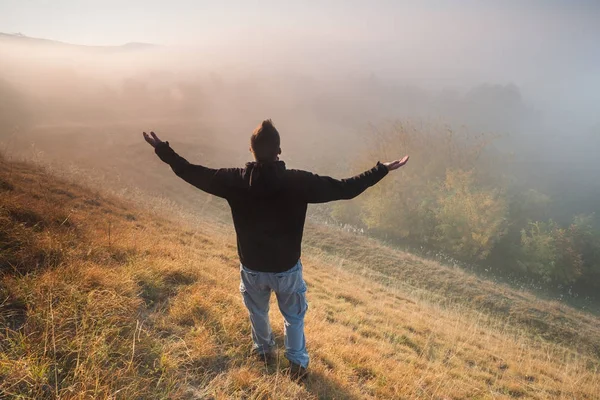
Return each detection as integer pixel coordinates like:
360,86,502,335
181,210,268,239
143,120,408,381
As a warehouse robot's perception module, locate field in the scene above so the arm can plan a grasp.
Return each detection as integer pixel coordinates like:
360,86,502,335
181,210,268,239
1,145,599,399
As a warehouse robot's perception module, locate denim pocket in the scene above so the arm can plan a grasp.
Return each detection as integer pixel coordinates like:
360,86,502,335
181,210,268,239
240,266,258,292
275,270,306,294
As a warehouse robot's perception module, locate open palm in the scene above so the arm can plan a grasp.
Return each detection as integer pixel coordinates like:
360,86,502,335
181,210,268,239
142,131,164,148
384,155,409,171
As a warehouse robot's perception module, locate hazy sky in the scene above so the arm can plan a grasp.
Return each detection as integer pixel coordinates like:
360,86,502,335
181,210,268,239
1,2,597,47
1,1,599,124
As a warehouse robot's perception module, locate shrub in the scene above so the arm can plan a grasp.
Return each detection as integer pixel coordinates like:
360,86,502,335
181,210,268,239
330,121,600,289
333,121,506,258
434,168,508,260
518,220,584,284
569,214,600,286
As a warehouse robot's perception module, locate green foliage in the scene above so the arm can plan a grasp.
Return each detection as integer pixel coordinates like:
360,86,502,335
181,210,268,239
335,122,506,259
434,169,507,260
330,121,600,289
518,221,575,283
568,214,600,282
516,215,600,285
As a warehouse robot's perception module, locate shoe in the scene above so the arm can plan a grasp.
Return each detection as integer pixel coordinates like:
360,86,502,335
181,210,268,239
289,362,309,382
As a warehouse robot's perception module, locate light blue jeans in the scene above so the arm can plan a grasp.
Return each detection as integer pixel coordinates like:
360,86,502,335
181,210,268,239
239,260,309,368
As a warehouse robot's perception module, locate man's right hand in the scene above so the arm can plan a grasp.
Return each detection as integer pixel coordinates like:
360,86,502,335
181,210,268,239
383,156,409,171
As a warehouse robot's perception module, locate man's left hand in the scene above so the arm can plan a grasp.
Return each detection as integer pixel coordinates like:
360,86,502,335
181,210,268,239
143,131,164,148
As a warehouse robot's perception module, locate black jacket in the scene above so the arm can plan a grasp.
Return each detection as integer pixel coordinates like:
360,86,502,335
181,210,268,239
155,142,388,272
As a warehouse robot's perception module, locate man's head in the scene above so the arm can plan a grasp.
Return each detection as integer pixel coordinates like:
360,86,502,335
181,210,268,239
250,119,281,162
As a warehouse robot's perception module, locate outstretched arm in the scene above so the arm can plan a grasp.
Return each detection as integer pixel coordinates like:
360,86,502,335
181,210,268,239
300,156,409,203
143,131,237,198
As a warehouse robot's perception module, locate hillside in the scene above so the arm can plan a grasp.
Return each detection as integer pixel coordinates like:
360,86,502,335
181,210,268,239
1,157,599,399
0,32,157,52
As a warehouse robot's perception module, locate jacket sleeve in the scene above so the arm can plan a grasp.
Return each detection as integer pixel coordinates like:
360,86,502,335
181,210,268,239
297,162,389,204
154,142,239,199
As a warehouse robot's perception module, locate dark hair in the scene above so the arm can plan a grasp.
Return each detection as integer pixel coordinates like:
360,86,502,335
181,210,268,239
250,119,281,162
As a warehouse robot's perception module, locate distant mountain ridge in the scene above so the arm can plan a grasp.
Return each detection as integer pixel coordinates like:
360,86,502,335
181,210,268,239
0,32,158,52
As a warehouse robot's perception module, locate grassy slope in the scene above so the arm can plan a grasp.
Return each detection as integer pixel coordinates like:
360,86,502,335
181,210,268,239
1,158,599,399
303,226,600,359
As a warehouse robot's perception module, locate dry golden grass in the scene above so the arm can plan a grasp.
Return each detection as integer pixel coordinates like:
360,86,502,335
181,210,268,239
302,226,600,360
1,157,599,399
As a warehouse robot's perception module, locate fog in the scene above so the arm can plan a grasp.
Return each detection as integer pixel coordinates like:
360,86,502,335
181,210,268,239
1,1,600,297
2,7,599,193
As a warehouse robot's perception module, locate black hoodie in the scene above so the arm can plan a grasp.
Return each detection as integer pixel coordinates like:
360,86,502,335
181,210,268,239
155,142,388,272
